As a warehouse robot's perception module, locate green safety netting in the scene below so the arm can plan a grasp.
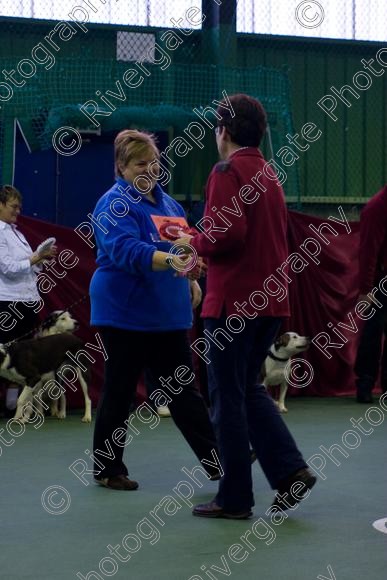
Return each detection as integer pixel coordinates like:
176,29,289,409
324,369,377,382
0,56,300,201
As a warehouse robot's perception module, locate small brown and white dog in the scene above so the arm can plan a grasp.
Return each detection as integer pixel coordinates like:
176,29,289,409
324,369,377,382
261,332,311,413
1,311,92,424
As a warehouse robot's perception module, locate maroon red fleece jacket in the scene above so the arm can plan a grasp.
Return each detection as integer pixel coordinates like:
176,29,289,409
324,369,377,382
190,148,290,319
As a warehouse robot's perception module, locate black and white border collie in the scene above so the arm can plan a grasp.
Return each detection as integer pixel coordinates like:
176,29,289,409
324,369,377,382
0,311,92,423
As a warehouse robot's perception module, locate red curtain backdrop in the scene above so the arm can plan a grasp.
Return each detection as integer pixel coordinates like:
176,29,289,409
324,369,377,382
286,211,361,397
16,210,365,409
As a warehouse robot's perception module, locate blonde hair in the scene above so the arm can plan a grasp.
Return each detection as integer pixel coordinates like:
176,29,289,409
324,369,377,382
114,130,160,177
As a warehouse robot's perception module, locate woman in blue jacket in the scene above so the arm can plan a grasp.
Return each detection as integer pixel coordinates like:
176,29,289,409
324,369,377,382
90,130,219,490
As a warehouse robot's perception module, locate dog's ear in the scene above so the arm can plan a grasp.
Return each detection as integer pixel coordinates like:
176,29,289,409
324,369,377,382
52,310,65,325
274,334,285,350
274,333,291,350
40,315,54,330
282,333,291,347
41,310,63,331
53,310,65,320
274,336,283,350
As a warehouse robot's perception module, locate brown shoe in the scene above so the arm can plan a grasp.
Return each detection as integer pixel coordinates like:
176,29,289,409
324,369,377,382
193,500,252,520
271,468,316,511
95,475,139,491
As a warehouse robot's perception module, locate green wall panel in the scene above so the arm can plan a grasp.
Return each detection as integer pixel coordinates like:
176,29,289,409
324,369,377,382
238,35,387,202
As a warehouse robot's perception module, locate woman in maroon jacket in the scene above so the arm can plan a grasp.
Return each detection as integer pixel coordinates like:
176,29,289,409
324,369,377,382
177,94,316,519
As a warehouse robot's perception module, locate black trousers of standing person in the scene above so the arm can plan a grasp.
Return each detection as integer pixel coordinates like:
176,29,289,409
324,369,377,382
93,326,220,480
355,292,387,397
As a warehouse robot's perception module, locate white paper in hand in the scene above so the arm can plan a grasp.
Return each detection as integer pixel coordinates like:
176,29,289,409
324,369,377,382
37,237,56,254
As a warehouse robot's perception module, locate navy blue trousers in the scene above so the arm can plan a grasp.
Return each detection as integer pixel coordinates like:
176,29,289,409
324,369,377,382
204,315,307,513
355,293,387,394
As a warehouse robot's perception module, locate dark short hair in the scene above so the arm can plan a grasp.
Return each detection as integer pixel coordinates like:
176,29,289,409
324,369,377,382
0,185,22,205
216,93,267,147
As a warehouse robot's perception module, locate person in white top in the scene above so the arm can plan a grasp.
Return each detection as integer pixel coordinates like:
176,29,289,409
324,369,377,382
0,185,57,415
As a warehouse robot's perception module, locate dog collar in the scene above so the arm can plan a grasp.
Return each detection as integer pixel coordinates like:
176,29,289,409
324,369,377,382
267,351,289,362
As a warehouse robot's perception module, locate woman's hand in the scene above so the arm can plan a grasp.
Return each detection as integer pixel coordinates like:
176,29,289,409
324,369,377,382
151,251,207,281
30,244,58,266
185,257,207,280
190,280,202,309
39,244,58,261
174,235,194,252
152,250,192,272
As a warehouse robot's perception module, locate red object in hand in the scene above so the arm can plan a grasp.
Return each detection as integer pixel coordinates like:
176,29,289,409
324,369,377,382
158,221,199,241
159,221,191,241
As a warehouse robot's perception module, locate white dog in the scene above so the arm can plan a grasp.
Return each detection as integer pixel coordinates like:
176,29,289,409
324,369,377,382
262,332,311,413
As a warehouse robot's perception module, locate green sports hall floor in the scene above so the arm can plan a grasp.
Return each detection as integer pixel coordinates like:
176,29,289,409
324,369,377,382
1,397,386,580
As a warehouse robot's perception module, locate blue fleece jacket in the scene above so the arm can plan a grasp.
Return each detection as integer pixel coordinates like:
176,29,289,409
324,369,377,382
89,178,192,331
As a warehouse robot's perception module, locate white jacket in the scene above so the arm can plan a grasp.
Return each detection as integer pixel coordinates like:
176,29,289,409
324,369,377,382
0,220,41,301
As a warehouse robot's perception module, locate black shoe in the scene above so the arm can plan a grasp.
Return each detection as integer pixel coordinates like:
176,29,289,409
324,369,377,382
271,468,317,511
193,500,252,519
356,392,373,403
